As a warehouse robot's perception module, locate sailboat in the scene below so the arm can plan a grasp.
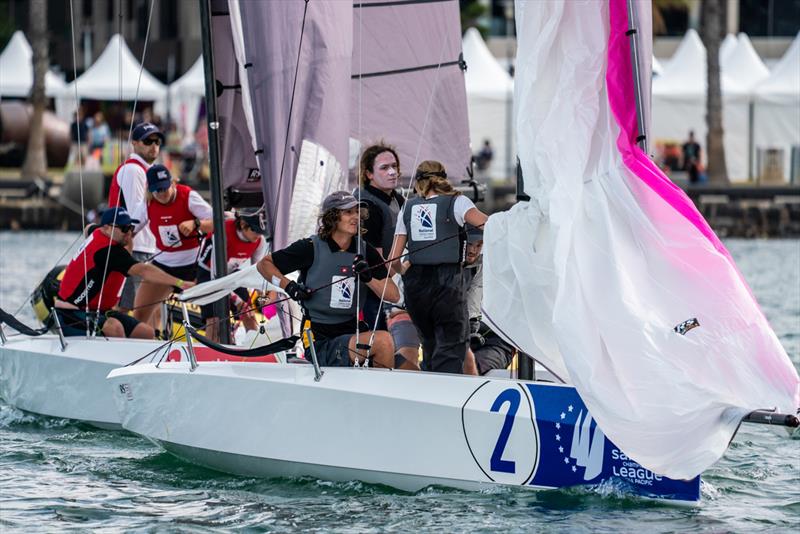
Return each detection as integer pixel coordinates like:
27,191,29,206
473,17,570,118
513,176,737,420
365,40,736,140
105,0,799,502
0,0,472,428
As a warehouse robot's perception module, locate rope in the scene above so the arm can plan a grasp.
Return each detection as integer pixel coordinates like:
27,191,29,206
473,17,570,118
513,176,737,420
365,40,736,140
67,0,93,335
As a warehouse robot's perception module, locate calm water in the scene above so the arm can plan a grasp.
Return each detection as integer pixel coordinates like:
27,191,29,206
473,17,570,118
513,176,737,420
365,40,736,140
0,232,798,532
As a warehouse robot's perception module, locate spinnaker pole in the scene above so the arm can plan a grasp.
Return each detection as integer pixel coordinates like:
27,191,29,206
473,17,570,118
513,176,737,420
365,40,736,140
199,0,231,344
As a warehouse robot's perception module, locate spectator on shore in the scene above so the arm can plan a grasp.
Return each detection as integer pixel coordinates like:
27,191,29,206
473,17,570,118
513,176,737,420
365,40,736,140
67,107,90,168
682,131,702,184
88,112,111,156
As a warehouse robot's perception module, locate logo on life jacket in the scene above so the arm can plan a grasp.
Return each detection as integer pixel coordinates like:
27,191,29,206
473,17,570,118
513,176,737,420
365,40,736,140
410,204,437,241
330,275,354,309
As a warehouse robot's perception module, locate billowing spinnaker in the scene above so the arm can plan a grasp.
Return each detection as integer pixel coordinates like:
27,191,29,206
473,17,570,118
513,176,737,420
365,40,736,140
483,0,799,479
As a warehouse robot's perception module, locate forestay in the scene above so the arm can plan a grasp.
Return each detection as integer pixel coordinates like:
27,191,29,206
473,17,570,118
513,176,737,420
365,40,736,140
482,0,799,480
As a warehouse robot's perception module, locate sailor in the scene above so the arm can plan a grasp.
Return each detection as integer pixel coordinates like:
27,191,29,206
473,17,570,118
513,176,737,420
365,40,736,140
390,161,489,374
130,164,213,327
257,191,401,368
196,208,269,342
463,225,515,375
53,207,194,339
106,122,164,312
356,142,405,331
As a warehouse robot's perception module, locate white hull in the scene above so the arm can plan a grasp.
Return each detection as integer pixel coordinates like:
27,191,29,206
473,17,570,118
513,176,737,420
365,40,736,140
0,336,175,428
108,362,700,500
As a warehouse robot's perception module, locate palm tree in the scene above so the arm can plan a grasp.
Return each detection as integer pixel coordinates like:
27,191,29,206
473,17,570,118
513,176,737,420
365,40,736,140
700,0,729,184
21,0,48,180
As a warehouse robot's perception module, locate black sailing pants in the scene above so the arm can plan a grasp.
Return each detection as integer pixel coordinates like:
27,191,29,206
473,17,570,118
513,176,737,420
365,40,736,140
403,263,469,374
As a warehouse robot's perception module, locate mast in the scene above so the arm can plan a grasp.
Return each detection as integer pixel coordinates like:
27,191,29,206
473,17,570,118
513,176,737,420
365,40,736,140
199,0,231,344
626,0,649,154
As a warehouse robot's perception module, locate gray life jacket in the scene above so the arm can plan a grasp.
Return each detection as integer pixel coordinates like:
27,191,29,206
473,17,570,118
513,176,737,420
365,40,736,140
356,186,401,256
303,235,367,324
402,195,466,265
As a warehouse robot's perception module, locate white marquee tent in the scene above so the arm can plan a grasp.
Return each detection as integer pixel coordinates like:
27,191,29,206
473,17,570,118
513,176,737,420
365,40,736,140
722,33,769,91
0,31,66,98
168,56,205,137
719,33,738,65
753,33,800,183
652,55,664,77
59,34,167,118
462,27,515,179
652,29,750,181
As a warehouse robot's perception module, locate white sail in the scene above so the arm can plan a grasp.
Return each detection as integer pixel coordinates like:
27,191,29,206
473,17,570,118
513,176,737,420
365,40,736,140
483,0,799,479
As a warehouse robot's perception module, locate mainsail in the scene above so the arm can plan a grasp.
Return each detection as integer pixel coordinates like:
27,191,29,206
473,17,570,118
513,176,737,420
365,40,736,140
212,0,470,250
483,0,799,480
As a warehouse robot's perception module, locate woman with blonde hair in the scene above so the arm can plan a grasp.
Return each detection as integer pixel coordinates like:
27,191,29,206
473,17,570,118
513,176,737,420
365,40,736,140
389,160,488,374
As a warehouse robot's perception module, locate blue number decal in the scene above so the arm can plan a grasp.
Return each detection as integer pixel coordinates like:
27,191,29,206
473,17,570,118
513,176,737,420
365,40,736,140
490,388,520,473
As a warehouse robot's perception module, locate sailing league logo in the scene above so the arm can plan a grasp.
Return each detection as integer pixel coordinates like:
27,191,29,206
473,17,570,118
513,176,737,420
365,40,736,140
329,275,354,309
158,224,182,248
410,204,436,241
562,406,605,481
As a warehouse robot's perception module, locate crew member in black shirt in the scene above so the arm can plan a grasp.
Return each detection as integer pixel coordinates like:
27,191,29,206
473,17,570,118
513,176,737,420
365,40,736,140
257,191,400,368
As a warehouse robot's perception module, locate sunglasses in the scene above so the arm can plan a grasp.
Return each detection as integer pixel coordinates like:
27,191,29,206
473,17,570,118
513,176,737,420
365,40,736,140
152,185,171,194
117,224,134,233
141,137,162,146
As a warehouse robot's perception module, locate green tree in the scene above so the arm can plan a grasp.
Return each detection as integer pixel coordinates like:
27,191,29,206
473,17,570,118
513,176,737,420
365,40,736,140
21,0,48,180
460,0,488,38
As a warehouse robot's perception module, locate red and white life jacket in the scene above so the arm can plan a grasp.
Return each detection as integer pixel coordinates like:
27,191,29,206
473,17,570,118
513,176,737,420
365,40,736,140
108,158,148,208
148,184,197,252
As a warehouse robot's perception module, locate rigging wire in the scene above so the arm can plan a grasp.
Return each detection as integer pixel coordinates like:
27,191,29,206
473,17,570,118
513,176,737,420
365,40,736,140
270,0,310,247
361,30,456,360
94,0,156,329
354,0,364,366
67,0,91,335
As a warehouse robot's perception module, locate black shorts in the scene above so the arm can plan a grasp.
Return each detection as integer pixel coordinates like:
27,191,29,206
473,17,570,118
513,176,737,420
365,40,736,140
152,260,197,281
304,334,352,367
54,308,141,338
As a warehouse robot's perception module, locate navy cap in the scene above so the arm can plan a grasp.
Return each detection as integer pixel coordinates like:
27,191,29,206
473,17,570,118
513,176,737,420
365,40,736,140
100,207,139,227
132,122,165,142
146,164,172,192
321,191,365,212
465,224,483,243
237,208,268,236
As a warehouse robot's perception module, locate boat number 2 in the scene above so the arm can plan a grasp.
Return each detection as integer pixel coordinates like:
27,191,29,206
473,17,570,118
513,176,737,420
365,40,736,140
490,388,520,474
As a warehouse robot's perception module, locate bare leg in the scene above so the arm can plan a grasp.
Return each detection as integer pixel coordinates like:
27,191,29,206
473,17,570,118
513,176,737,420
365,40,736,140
464,347,479,375
133,281,172,325
348,331,395,369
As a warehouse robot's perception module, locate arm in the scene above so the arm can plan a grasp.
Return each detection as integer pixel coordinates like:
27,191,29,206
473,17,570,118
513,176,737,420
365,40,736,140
388,234,407,275
366,276,400,304
128,262,196,290
179,190,215,236
464,207,488,229
256,254,292,291
117,164,148,214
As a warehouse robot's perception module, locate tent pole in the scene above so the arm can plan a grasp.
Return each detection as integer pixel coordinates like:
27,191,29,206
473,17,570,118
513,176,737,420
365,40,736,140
199,0,231,344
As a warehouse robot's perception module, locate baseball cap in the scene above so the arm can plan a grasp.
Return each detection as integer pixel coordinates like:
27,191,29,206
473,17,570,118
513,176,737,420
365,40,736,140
132,122,165,142
465,224,483,243
321,191,365,212
146,164,172,192
100,207,139,227
238,208,269,236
